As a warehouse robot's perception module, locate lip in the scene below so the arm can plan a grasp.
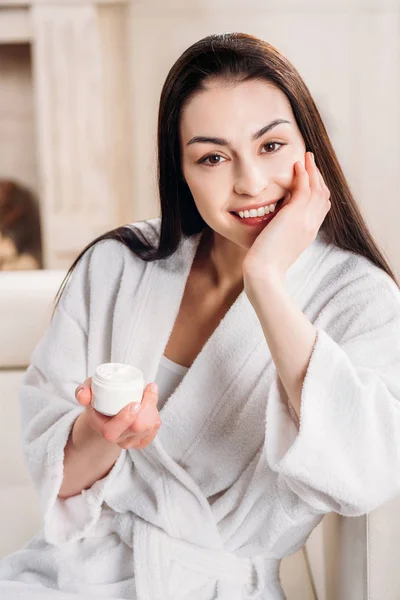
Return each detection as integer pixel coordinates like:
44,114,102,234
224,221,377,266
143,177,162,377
230,197,285,214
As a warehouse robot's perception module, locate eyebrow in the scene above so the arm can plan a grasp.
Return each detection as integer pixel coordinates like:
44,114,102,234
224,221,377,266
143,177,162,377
186,118,291,147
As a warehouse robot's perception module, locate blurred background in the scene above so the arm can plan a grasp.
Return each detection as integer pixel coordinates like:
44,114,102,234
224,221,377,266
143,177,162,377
0,0,399,273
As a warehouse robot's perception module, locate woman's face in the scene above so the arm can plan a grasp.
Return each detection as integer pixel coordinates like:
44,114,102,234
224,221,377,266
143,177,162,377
180,78,307,249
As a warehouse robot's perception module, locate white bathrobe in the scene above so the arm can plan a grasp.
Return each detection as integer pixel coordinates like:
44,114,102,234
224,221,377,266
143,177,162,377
1,216,400,600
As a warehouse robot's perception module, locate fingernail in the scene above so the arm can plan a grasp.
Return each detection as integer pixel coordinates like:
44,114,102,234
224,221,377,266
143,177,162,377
77,387,84,397
310,152,315,162
150,383,158,394
130,403,141,414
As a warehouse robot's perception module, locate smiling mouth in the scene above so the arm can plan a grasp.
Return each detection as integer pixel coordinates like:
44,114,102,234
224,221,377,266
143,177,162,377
230,197,285,217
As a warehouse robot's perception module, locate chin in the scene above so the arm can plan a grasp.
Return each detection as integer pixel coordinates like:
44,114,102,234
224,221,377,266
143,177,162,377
220,228,254,251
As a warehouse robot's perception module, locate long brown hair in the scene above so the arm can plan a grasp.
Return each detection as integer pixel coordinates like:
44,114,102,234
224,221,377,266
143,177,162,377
53,31,398,316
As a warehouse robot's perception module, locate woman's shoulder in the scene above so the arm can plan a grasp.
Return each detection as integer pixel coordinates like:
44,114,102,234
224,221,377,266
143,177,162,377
79,216,163,280
57,218,163,316
91,216,162,262
315,235,400,335
324,239,398,300
124,216,162,245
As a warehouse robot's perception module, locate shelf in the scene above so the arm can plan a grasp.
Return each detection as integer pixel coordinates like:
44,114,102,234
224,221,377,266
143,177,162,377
0,9,32,44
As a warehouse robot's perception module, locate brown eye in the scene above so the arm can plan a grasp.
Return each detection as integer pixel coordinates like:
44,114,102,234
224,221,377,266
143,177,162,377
200,153,225,167
208,155,222,165
263,142,284,153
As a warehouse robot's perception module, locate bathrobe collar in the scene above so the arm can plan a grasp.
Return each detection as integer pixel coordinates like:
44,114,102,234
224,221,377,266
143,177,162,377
122,226,328,462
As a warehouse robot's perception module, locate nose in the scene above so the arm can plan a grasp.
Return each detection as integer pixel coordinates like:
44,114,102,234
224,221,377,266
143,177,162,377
233,159,268,197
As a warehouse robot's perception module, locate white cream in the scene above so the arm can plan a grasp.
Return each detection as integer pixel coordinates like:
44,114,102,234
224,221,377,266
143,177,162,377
91,362,145,416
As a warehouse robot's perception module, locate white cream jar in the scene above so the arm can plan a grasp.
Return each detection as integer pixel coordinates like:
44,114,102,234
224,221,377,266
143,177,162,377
91,362,145,416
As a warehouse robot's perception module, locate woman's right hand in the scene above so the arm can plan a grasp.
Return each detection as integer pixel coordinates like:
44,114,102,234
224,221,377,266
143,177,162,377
74,378,161,450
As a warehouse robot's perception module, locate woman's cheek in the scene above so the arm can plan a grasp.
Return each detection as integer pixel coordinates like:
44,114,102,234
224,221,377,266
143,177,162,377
275,153,305,190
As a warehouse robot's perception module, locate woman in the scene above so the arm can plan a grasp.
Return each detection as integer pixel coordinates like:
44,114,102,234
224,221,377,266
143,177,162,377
0,32,399,600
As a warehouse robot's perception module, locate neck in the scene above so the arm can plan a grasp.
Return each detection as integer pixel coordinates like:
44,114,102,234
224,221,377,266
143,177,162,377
195,228,246,294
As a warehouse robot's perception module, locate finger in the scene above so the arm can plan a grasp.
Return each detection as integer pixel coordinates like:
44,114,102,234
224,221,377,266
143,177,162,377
128,406,161,435
123,427,158,450
141,383,159,409
294,160,311,199
305,152,321,194
119,427,152,449
317,169,331,199
120,384,157,434
100,383,159,443
102,402,142,443
135,432,155,449
138,423,161,445
88,404,115,429
75,377,92,406
136,429,151,443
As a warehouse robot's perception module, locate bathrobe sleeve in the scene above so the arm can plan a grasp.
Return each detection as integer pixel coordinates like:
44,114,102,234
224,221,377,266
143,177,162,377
264,269,400,517
19,240,129,546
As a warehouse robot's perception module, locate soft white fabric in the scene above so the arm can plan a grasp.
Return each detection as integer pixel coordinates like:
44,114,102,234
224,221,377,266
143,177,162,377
1,216,400,600
155,355,188,412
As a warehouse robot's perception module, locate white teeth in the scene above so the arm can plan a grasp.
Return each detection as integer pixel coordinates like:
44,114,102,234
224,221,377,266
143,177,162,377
238,202,277,219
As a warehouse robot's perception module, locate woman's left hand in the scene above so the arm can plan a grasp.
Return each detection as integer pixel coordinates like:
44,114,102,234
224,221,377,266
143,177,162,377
242,151,331,286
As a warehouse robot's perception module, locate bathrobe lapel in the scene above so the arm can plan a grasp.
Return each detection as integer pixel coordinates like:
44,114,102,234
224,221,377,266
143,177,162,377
121,227,328,465
121,230,262,462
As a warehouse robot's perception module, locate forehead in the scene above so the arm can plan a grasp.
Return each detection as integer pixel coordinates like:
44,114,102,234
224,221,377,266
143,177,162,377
180,79,294,140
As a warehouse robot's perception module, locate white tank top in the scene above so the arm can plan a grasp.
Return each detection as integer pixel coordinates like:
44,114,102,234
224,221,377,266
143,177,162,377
154,354,189,411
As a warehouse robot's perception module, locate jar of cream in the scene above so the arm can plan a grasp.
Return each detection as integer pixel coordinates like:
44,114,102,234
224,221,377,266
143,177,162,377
91,362,145,416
